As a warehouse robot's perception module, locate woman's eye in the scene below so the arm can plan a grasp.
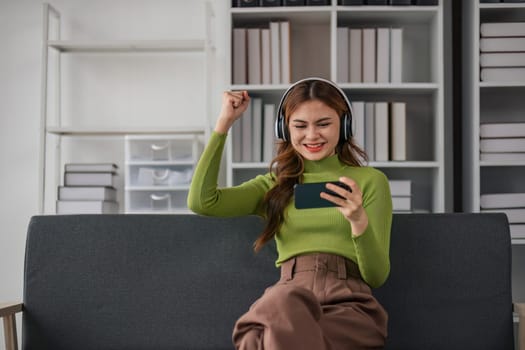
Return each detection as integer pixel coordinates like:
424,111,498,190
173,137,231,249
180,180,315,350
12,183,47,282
318,123,330,127
293,125,306,129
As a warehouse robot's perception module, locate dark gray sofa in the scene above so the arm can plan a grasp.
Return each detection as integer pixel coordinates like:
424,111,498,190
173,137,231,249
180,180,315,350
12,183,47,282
1,213,524,350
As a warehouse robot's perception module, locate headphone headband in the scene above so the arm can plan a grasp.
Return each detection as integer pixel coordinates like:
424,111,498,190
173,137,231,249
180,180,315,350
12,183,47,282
274,77,353,142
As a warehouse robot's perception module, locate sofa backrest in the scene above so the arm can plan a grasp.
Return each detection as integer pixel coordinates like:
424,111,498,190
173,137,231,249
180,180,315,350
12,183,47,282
23,213,514,350
23,215,276,350
374,213,514,350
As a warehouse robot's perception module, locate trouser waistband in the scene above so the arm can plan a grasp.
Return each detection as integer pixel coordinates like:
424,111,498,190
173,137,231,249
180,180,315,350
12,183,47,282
280,253,362,281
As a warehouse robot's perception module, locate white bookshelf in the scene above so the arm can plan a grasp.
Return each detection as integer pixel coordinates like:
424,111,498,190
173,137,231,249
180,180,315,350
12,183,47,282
39,2,214,214
226,2,444,213
462,1,525,335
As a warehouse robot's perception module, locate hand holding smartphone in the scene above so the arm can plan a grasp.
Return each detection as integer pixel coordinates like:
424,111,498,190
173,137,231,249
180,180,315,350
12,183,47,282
294,181,352,209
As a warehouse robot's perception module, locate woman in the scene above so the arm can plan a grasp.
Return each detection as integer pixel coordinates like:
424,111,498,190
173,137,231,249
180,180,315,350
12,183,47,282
188,78,392,350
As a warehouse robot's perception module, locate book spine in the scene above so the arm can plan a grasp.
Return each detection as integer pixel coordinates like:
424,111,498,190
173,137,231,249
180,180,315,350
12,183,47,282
270,22,281,84
390,102,407,161
337,27,349,83
349,29,363,83
376,28,390,83
390,28,403,83
232,28,247,85
251,98,263,162
247,28,262,84
261,29,272,85
280,21,291,84
362,28,376,83
374,102,389,161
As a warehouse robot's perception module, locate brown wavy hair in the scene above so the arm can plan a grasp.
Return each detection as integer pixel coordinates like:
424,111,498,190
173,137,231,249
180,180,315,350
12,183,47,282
253,79,368,252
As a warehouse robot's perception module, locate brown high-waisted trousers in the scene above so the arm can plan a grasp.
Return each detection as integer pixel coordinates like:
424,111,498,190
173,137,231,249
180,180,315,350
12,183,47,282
232,253,388,350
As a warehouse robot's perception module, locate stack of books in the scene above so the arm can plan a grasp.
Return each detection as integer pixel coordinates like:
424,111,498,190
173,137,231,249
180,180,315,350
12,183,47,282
480,193,525,240
352,101,407,162
56,163,119,214
232,98,277,163
232,21,291,85
480,22,525,82
233,0,330,7
336,26,403,84
389,180,412,212
480,122,525,162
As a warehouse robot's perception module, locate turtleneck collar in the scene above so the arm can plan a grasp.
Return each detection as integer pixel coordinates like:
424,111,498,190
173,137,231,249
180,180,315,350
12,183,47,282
303,154,346,173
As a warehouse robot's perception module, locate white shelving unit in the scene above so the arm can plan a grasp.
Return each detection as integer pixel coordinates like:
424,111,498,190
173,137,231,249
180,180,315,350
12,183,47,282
39,3,214,214
226,2,444,213
462,1,525,340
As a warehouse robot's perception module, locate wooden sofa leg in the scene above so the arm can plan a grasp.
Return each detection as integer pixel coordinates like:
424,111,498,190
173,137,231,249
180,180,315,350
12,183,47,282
3,314,18,350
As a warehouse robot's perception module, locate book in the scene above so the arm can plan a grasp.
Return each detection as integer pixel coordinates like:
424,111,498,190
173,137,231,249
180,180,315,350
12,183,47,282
242,99,253,162
247,28,262,84
480,52,525,68
390,102,406,161
64,172,116,187
374,102,389,161
390,28,403,83
480,22,525,37
389,180,411,196
251,98,263,162
480,192,525,209
480,67,525,82
362,28,376,83
480,123,525,138
64,163,118,173
263,104,276,162
232,28,247,85
280,21,291,84
365,102,375,160
510,224,525,239
352,101,365,149
261,28,272,85
392,196,411,212
481,208,525,224
480,138,525,153
480,37,525,53
232,118,243,162
58,186,117,201
480,152,525,162
56,200,119,214
270,22,281,84
376,28,390,83
337,27,349,83
349,29,363,83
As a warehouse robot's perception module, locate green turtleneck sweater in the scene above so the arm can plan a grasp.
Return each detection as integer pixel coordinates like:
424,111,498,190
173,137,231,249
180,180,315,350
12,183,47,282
187,131,392,288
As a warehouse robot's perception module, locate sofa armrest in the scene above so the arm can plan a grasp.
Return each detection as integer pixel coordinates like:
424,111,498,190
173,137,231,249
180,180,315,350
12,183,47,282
516,302,525,350
0,302,22,350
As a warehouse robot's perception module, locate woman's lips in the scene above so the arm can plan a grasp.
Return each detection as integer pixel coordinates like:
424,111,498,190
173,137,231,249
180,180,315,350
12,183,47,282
304,143,324,152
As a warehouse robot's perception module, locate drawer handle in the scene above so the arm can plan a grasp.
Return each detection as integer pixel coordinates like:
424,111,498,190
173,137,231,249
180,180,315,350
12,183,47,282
151,142,169,151
152,169,170,181
150,194,170,201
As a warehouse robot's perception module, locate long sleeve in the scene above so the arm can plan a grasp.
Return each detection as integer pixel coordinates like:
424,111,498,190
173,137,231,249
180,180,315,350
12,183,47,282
351,170,393,288
187,131,274,217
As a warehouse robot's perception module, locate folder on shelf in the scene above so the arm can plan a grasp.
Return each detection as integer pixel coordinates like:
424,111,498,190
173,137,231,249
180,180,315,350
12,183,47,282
247,28,262,85
349,29,363,83
376,28,390,83
390,102,407,161
232,28,247,85
374,102,389,161
362,28,376,83
337,27,349,83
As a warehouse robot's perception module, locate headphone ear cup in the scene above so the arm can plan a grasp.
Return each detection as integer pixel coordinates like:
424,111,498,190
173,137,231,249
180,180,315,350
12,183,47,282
340,113,352,142
275,114,288,141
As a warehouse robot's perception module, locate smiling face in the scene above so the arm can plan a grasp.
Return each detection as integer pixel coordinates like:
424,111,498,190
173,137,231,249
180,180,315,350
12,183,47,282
288,99,341,161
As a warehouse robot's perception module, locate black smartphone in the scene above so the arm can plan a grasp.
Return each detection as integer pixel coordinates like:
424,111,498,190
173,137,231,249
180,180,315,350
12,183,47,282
294,181,352,209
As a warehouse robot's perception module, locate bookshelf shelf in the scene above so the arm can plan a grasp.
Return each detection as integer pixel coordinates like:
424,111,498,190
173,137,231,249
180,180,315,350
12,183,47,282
48,40,207,53
226,1,444,213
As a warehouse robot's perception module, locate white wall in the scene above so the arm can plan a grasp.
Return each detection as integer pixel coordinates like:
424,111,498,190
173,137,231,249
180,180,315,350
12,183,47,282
0,0,229,347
